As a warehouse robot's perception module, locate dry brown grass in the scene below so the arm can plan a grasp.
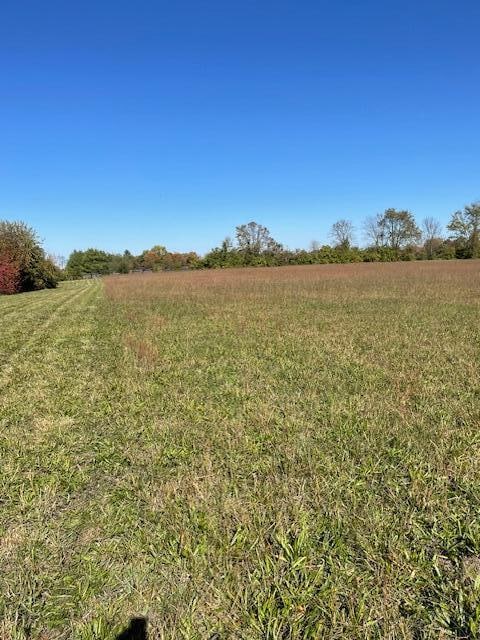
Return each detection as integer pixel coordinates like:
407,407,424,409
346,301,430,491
105,260,480,305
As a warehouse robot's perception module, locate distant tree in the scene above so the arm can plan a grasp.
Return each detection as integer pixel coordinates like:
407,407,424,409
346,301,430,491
47,254,66,269
330,219,355,249
140,245,168,270
129,245,202,271
108,252,130,274
447,202,480,258
309,240,321,252
0,221,58,293
381,208,421,249
363,214,385,247
117,259,130,274
162,251,201,270
434,239,457,260
379,209,421,250
422,217,443,259
119,250,135,272
104,249,136,274
66,248,113,277
236,222,282,255
363,210,421,250
221,236,234,253
203,237,243,268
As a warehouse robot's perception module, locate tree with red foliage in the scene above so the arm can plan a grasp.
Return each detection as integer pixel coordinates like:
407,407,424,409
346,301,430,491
0,220,58,294
0,251,20,294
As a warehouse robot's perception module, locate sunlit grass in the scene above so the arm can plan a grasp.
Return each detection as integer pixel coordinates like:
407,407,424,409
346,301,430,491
1,261,479,638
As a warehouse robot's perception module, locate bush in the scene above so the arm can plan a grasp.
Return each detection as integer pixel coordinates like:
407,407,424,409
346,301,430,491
0,221,58,293
0,250,20,294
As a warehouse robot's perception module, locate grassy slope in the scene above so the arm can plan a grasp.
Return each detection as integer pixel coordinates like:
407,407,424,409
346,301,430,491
0,262,479,639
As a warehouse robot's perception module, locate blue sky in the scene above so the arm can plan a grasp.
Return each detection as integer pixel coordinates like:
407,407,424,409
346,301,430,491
1,0,479,257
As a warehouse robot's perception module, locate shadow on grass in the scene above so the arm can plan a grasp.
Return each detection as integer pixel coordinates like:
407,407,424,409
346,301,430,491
115,618,221,639
115,617,148,639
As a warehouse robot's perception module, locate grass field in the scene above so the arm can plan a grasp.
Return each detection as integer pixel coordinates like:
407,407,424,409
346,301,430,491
1,261,480,639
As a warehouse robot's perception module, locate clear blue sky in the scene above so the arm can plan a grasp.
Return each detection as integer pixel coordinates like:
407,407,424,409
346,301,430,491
1,0,479,257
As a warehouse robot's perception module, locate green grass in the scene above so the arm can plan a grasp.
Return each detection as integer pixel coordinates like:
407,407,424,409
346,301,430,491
1,261,480,639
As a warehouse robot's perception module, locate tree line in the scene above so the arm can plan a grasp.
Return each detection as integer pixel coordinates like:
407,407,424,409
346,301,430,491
1,202,479,293
65,202,480,276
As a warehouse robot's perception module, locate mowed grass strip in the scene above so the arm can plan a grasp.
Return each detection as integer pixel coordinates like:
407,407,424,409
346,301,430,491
1,261,480,639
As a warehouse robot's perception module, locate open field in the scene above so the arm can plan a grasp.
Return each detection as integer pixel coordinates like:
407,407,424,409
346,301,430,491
1,261,480,639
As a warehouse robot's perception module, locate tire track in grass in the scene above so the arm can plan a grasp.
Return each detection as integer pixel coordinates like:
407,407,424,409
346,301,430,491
0,279,166,638
0,290,51,315
0,284,87,366
0,281,81,320
0,277,133,637
0,280,86,327
0,279,110,640
0,279,102,520
0,296,51,320
0,284,69,312
0,280,86,326
0,281,95,384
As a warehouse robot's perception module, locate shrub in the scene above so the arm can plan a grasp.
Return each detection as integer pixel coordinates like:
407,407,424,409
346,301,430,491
0,251,20,294
0,221,58,293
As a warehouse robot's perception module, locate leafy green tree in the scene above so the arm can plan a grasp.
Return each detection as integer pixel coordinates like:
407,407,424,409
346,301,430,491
108,253,130,274
203,237,241,268
236,222,282,256
139,245,168,270
122,250,135,271
376,209,421,250
161,252,201,270
66,249,113,277
447,202,480,258
117,258,130,274
0,220,58,292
